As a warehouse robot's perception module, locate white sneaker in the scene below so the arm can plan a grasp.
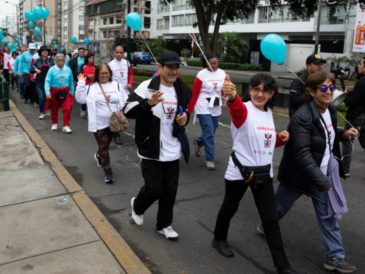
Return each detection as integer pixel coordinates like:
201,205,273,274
62,126,72,134
157,226,179,241
51,124,58,131
38,113,46,120
130,197,144,226
206,161,216,170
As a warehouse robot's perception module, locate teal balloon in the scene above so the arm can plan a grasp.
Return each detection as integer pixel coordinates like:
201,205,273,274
34,26,42,36
260,34,287,65
41,7,50,19
16,36,21,41
14,42,19,48
0,29,4,39
33,6,43,20
70,36,77,44
126,12,142,31
25,11,35,21
28,21,35,28
84,37,90,45
7,42,12,49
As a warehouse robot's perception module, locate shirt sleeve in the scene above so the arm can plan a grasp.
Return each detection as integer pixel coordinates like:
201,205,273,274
44,67,52,96
75,80,87,104
127,65,133,87
226,95,248,128
69,68,75,95
187,77,202,114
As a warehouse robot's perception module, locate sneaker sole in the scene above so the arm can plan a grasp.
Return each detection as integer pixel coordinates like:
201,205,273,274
156,230,179,241
94,154,102,167
130,198,143,226
323,263,356,273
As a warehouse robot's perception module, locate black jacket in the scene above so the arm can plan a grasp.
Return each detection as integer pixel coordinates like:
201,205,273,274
288,73,307,118
345,74,365,120
69,56,84,82
278,101,345,195
123,76,192,160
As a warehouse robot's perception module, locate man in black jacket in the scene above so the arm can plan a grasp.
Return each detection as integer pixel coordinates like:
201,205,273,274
342,57,365,177
288,54,326,118
69,47,86,118
123,50,191,240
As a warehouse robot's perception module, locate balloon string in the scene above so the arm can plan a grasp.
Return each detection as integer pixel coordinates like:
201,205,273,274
337,111,357,129
136,32,158,64
286,65,305,84
163,0,213,72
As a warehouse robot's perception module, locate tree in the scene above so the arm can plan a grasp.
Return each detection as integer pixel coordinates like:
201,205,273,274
172,0,353,54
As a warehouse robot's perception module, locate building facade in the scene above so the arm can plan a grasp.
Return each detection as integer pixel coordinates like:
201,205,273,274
150,0,358,71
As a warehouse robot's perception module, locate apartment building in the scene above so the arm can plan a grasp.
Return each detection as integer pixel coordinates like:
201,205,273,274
151,0,357,71
85,0,151,41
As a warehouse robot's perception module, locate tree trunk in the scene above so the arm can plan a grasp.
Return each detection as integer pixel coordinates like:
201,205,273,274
210,0,228,54
192,0,213,52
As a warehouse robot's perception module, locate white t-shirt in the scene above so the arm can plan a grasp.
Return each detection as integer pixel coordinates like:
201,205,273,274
320,109,335,175
3,53,11,70
225,101,276,181
194,68,226,117
8,58,15,72
108,58,130,89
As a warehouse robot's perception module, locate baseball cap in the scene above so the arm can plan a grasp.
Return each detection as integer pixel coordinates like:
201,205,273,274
28,43,36,50
306,53,326,65
159,50,181,65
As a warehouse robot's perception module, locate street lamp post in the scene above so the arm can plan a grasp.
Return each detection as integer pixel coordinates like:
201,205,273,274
314,0,322,53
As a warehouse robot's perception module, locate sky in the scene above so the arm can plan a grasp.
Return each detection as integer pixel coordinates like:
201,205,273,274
0,0,18,21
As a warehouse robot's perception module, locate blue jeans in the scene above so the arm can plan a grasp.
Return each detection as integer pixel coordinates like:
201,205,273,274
18,74,25,97
36,82,46,113
275,184,345,259
196,114,219,161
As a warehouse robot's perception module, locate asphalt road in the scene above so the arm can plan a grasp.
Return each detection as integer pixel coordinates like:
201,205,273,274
11,88,365,274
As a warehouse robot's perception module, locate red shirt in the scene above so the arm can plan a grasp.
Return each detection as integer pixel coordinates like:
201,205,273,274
83,63,95,85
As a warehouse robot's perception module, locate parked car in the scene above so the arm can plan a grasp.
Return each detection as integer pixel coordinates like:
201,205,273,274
132,51,152,65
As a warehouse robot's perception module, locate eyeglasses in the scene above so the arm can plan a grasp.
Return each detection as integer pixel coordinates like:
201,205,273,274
165,64,180,70
318,84,336,92
251,87,272,94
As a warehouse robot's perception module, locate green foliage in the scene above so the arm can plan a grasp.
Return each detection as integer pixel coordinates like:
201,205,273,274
181,48,191,58
186,58,262,71
337,102,348,113
138,38,166,59
216,33,249,63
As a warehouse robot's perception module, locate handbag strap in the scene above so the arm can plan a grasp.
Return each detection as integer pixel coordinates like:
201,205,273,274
98,83,113,113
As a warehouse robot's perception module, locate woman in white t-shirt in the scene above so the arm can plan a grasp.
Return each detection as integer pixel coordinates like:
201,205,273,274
75,63,128,184
212,74,298,274
187,53,226,170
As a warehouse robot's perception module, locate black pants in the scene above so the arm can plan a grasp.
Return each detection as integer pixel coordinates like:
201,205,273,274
134,159,179,230
214,179,289,269
3,69,9,83
93,127,114,174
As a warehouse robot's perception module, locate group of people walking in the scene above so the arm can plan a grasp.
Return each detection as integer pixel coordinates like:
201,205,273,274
2,43,362,273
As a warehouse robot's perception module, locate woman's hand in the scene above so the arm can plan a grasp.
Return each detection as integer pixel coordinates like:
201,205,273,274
343,127,358,140
279,130,290,143
176,112,187,126
148,91,164,106
77,73,86,82
223,75,236,101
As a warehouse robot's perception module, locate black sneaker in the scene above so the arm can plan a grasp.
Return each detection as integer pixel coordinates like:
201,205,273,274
277,266,299,274
113,134,123,145
94,153,102,167
104,173,114,184
323,256,357,273
212,239,234,257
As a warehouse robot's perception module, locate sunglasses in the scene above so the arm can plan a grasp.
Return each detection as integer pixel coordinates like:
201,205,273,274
319,84,336,92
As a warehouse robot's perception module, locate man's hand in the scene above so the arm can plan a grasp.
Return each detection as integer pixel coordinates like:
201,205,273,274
148,91,164,106
279,130,289,143
176,112,187,126
343,127,359,140
35,68,41,74
46,95,51,100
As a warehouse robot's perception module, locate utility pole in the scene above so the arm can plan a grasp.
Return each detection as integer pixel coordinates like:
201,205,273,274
314,0,322,53
43,0,46,45
127,0,131,61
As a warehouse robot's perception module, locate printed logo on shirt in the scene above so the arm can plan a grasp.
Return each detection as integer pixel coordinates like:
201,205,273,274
162,101,177,120
60,75,65,84
264,133,273,148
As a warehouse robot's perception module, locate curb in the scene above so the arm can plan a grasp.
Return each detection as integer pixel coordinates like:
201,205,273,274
9,100,151,274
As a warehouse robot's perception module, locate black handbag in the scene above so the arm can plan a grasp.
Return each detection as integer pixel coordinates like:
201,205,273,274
231,151,271,185
55,91,68,100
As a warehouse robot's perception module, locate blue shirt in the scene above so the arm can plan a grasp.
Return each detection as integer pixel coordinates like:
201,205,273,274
19,50,35,74
77,56,85,73
45,65,74,96
14,55,22,75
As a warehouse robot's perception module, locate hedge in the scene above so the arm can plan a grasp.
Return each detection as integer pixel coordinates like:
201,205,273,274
186,59,262,71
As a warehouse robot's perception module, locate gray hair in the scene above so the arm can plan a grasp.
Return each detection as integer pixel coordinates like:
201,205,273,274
55,53,65,60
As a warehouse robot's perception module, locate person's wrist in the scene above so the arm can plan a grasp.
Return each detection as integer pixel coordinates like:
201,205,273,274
228,92,237,101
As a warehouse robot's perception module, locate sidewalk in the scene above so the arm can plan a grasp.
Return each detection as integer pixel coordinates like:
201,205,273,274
0,102,150,274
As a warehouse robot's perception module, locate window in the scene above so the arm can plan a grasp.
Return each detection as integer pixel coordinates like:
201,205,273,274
103,18,107,25
109,17,114,24
103,31,107,38
144,17,150,28
145,1,151,14
116,17,122,24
